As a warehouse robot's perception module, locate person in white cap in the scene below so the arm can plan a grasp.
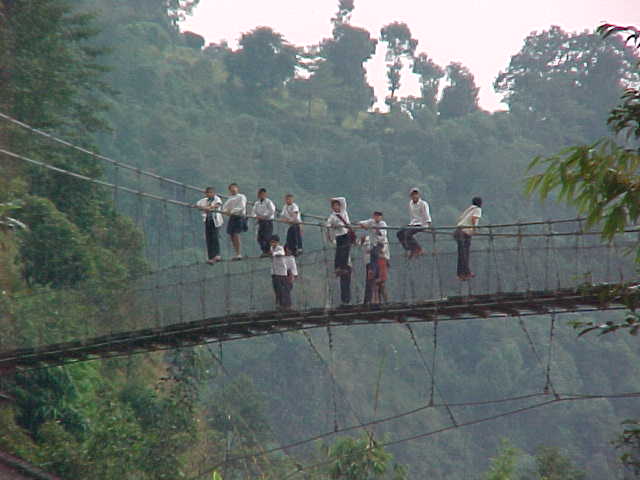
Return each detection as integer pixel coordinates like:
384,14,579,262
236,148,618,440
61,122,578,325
396,188,431,258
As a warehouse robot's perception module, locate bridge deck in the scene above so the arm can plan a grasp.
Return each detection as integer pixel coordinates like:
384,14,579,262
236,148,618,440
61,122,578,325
0,284,636,372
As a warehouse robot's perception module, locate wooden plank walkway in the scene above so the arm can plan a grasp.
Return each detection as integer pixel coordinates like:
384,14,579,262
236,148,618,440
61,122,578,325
1,284,637,372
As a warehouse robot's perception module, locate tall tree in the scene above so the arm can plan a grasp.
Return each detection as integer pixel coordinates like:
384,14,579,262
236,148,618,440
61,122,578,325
380,22,418,107
412,52,444,111
225,26,298,96
438,62,479,119
306,0,377,120
495,26,639,140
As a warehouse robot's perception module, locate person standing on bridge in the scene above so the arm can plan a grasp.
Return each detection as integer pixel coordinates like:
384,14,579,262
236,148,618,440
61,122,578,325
359,211,390,306
252,188,276,257
397,188,432,259
222,183,247,261
281,193,303,256
454,197,482,281
270,235,297,310
196,187,223,264
326,196,353,306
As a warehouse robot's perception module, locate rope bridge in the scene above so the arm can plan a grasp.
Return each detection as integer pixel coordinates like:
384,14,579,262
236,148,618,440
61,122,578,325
3,113,640,478
1,113,639,371
0,219,637,371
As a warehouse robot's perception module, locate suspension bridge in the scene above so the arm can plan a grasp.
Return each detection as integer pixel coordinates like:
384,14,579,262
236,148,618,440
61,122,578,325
1,112,639,373
2,112,640,479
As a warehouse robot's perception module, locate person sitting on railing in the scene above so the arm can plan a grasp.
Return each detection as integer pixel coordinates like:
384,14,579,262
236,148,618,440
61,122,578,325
454,197,482,281
359,211,390,306
270,235,297,310
397,188,432,259
196,187,223,264
252,187,276,257
326,196,353,306
281,193,303,256
222,183,248,261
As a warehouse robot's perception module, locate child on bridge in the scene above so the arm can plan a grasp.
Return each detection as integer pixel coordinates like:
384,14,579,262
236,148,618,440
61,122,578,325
397,188,431,259
196,187,223,264
270,235,298,310
222,183,247,261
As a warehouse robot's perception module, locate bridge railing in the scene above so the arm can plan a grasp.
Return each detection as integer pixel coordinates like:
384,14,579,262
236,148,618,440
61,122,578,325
2,214,638,354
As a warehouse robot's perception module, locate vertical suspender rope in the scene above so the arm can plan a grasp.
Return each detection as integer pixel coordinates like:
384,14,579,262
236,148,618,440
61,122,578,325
518,225,532,292
403,323,457,426
544,313,560,399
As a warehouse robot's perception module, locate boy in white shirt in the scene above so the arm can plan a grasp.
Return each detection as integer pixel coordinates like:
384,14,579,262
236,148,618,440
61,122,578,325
195,187,223,264
280,193,303,256
252,187,276,257
326,196,352,305
454,197,482,281
269,235,298,310
397,188,432,259
222,183,247,260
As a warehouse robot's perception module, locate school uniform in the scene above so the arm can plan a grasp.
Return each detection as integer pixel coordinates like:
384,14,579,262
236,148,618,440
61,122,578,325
281,202,303,255
271,245,297,308
196,196,223,260
397,199,431,252
223,193,247,235
455,205,482,277
359,218,390,284
252,198,276,254
326,197,352,270
326,197,352,304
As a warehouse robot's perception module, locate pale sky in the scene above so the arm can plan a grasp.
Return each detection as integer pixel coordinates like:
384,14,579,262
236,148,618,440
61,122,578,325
181,0,638,111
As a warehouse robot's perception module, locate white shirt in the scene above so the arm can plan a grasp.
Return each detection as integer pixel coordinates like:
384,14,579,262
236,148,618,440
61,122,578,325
457,205,482,234
222,193,247,216
359,218,390,259
196,196,223,227
284,255,298,277
281,203,301,223
408,199,431,227
271,245,298,276
326,197,350,239
252,198,276,220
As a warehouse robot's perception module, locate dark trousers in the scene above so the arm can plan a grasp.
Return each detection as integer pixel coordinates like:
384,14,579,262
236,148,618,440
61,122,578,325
397,227,426,252
286,224,303,255
272,275,292,308
205,217,220,260
335,234,351,270
257,220,273,253
455,228,472,276
339,267,351,304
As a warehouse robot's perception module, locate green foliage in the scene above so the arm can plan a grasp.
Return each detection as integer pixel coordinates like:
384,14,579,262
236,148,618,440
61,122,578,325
225,27,298,96
526,139,640,242
379,22,417,105
616,420,640,477
528,446,586,480
484,439,522,480
495,26,639,145
439,62,480,119
0,0,111,133
325,435,407,480
16,196,93,287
